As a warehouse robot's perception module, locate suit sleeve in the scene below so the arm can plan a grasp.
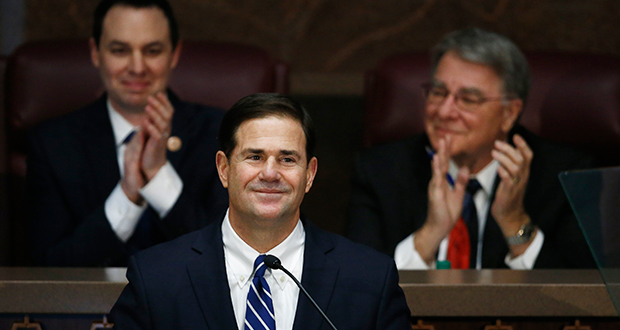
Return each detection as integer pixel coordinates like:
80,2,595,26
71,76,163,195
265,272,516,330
345,153,391,255
531,149,598,268
151,108,228,241
375,261,412,330
27,130,128,266
155,171,228,240
110,256,153,330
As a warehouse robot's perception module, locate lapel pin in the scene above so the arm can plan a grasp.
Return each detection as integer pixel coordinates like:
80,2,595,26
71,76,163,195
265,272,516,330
167,136,182,152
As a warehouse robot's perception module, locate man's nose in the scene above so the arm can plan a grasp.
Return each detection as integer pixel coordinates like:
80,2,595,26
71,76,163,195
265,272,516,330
259,157,280,181
436,93,459,118
128,51,146,74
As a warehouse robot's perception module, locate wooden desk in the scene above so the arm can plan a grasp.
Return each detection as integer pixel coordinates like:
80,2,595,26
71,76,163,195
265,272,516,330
399,269,617,317
0,268,618,329
0,267,127,314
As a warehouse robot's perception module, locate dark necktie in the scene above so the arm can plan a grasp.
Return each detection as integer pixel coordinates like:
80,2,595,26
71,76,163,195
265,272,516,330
447,179,482,269
245,255,275,330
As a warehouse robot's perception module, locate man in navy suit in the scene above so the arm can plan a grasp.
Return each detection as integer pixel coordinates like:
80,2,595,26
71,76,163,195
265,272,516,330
346,28,595,269
110,93,412,330
26,0,227,266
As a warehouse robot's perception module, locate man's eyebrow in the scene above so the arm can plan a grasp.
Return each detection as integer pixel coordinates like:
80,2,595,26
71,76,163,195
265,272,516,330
143,41,166,48
430,79,446,88
106,41,166,48
432,79,484,96
458,87,484,96
108,40,129,47
280,150,302,157
243,148,264,154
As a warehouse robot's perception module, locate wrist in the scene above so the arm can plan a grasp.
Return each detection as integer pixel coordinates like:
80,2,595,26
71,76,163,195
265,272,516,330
497,210,530,237
414,223,446,265
506,222,537,246
120,181,144,205
144,164,164,182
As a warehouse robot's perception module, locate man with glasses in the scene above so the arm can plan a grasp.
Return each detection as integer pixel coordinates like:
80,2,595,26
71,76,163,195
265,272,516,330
346,28,595,269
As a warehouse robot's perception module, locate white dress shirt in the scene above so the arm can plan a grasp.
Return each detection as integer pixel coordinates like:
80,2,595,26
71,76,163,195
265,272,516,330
394,159,544,270
103,100,183,242
222,210,304,330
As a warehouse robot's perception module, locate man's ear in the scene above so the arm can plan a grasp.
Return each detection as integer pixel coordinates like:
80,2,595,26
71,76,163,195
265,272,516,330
170,40,182,69
304,157,318,193
89,37,100,68
215,151,230,188
502,98,523,133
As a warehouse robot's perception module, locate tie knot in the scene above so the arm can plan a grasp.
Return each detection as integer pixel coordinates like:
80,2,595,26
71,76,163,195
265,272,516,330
122,130,136,144
252,255,267,278
466,179,481,195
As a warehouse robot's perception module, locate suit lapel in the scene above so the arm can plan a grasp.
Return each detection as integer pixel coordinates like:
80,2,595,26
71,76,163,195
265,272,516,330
77,97,120,200
166,91,194,168
481,175,510,268
412,134,433,229
293,220,339,330
186,222,238,330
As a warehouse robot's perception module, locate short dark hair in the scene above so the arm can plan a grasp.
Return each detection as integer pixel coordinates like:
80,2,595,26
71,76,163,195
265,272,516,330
219,93,316,164
431,28,531,102
92,0,179,49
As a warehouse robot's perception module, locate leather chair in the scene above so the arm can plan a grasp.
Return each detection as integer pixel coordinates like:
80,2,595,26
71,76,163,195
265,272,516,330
363,51,620,167
3,39,289,265
6,39,289,178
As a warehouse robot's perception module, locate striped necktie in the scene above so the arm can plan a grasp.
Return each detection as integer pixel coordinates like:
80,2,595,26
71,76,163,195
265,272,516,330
245,255,275,330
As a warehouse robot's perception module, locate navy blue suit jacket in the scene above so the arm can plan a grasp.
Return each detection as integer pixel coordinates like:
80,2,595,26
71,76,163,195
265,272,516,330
110,218,412,330
346,125,596,268
26,92,228,266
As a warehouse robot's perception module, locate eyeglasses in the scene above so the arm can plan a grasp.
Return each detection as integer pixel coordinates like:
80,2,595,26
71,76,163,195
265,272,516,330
421,83,511,112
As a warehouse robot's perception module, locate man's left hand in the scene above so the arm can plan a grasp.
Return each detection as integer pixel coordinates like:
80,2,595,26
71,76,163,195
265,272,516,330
141,92,174,181
490,134,533,237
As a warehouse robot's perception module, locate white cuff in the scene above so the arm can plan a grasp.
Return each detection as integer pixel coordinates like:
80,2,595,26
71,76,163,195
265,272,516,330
394,234,432,270
504,228,545,269
105,183,147,242
140,161,183,218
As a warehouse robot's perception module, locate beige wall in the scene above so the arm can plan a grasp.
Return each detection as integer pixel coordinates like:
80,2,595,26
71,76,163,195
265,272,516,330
25,0,620,94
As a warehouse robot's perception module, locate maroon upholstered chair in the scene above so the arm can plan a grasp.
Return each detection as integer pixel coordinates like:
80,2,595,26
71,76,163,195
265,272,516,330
363,51,620,167
3,39,288,265
5,39,289,178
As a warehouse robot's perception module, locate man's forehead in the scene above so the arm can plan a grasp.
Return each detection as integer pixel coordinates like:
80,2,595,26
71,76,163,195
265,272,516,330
101,5,171,42
433,53,503,94
234,116,306,149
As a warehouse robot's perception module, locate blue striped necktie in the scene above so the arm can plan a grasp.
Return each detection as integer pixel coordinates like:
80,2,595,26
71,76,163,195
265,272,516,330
245,255,275,330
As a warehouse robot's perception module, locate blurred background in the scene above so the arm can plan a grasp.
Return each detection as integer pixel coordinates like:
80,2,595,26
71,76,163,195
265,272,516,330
1,0,620,237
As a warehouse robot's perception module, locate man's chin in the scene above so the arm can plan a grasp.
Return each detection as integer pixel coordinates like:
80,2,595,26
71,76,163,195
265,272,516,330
117,97,149,113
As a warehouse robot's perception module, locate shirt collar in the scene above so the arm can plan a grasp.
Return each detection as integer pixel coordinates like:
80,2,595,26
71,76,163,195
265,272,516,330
106,99,136,147
448,159,499,197
222,209,305,291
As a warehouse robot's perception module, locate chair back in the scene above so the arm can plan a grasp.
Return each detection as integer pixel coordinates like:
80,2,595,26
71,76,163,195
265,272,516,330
363,51,620,166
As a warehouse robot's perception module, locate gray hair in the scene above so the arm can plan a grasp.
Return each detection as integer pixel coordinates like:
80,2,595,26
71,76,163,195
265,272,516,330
431,28,531,102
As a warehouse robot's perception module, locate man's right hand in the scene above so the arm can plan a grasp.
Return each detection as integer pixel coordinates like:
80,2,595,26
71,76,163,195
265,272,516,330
121,129,146,205
414,137,469,264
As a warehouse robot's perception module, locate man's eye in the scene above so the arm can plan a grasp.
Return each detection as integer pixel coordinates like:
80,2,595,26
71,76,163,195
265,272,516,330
110,48,127,54
430,88,448,97
249,155,261,161
459,94,482,105
282,157,295,163
145,48,163,56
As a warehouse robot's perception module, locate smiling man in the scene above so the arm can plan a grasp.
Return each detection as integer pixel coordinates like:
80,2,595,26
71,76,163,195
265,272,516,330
346,28,596,269
110,93,412,330
26,0,227,266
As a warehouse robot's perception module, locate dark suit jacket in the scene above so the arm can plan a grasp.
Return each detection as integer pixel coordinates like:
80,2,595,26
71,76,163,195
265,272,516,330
26,92,228,266
346,125,596,268
110,218,412,330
